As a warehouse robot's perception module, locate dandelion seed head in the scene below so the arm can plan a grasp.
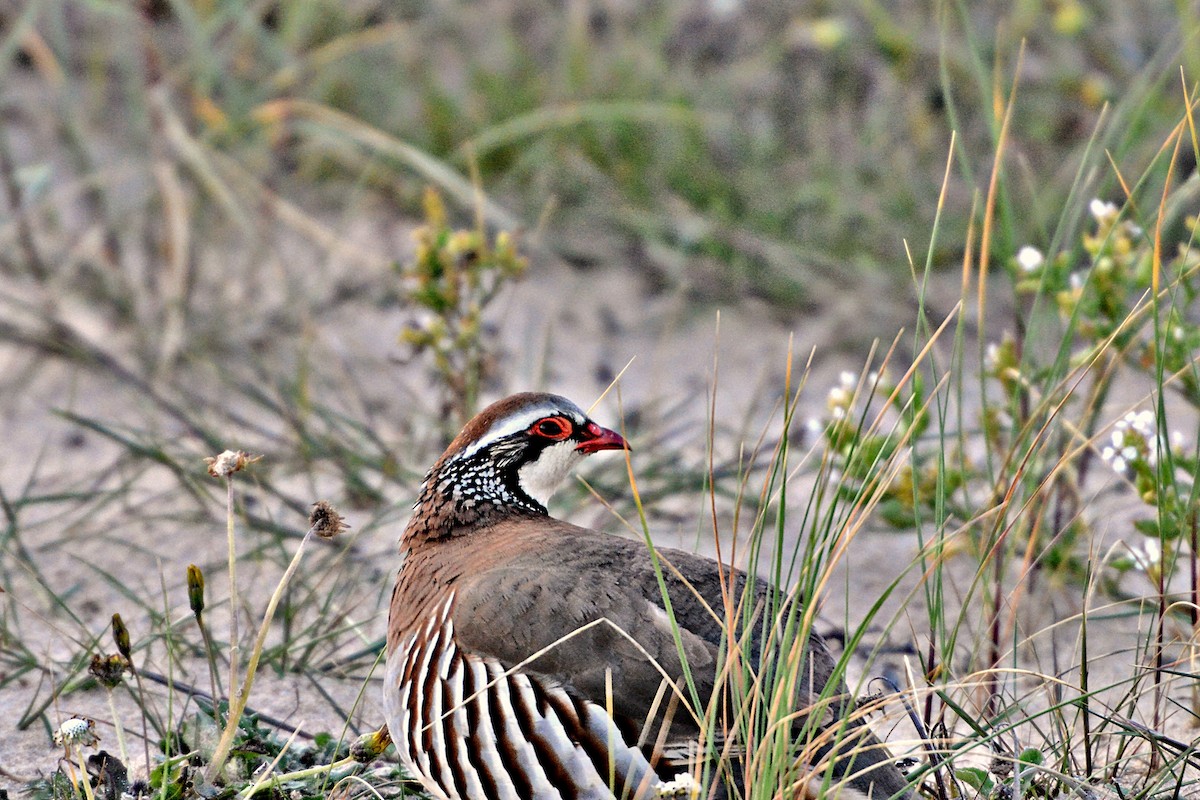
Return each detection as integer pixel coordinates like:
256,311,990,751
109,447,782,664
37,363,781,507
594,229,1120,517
204,449,261,478
54,717,98,748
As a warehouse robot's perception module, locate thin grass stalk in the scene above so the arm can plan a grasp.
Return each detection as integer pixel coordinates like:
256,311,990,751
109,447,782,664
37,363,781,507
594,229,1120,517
616,390,705,725
112,613,153,775
225,478,241,713
104,686,129,766
158,572,175,800
243,754,357,799
1147,128,1184,766
1191,508,1199,717
196,612,224,721
1079,566,1094,780
239,725,307,799
206,521,320,781
72,745,96,800
0,128,47,280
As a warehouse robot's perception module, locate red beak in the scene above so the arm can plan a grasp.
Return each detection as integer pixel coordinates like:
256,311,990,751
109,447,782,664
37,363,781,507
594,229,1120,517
576,423,630,454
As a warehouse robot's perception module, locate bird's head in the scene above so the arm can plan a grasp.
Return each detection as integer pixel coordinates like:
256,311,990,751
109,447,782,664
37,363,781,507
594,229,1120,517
410,393,628,536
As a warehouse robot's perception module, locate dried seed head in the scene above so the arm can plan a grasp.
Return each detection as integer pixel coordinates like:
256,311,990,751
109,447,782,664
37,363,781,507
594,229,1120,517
186,564,205,616
89,653,129,689
204,450,262,478
54,716,99,749
350,725,392,762
309,500,349,539
111,613,132,661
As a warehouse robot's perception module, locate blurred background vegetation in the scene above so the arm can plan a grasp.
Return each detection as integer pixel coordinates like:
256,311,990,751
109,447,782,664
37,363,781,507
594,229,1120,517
3,0,1197,328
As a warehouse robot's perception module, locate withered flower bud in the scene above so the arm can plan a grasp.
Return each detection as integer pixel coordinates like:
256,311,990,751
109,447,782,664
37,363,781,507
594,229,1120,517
186,564,205,616
111,614,132,661
350,725,392,762
203,450,262,478
89,653,128,689
309,500,349,539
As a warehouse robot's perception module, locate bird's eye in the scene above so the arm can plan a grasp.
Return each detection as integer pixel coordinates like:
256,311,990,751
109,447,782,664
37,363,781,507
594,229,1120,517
531,417,571,440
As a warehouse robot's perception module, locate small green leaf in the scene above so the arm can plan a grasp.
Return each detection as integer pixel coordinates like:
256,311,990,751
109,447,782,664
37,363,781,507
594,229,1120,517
956,766,994,793
1018,747,1044,765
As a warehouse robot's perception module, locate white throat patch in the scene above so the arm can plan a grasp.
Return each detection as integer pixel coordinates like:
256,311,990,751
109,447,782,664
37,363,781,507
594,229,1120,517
516,440,585,507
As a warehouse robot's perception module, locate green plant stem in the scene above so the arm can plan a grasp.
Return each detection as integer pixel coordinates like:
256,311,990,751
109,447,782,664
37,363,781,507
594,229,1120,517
241,755,356,798
75,748,96,800
125,656,153,774
225,477,240,711
195,613,225,724
105,688,129,766
206,524,317,782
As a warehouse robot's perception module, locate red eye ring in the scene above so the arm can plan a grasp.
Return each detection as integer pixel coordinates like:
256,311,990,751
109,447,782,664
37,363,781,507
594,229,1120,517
531,416,572,440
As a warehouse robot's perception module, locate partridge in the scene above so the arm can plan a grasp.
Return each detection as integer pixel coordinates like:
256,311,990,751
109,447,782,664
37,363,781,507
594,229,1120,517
384,392,912,800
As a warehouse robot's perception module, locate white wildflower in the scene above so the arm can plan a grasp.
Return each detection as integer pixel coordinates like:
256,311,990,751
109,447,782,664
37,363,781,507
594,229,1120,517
1089,198,1119,223
1069,273,1085,290
1128,410,1154,435
1016,246,1045,272
656,772,702,798
1129,538,1162,574
838,371,857,389
1100,436,1129,476
1103,409,1164,473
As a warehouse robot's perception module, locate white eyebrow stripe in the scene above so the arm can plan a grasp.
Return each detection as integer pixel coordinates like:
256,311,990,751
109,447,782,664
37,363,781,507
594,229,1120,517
456,401,585,461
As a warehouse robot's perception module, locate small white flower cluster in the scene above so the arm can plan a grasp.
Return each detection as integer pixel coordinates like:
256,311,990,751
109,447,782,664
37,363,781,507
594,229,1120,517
984,342,1001,373
826,370,858,420
1128,537,1162,575
1089,198,1119,224
1016,246,1045,273
1100,409,1181,475
1087,197,1143,236
656,772,701,798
